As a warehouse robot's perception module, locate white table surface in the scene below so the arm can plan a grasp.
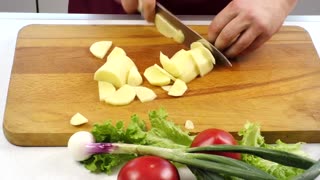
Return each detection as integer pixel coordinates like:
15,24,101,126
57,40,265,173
1,13,320,180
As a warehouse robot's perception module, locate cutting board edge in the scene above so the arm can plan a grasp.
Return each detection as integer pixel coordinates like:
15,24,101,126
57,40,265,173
3,121,69,146
4,128,320,146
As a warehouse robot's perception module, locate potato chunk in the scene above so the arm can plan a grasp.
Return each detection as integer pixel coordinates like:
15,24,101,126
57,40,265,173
90,41,112,59
171,50,199,83
168,79,188,97
104,85,136,106
160,52,181,78
70,113,88,126
98,81,116,101
94,47,135,88
190,47,213,77
144,65,171,86
134,86,157,103
127,67,143,86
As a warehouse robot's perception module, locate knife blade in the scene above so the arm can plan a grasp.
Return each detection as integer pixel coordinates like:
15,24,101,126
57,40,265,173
155,2,232,67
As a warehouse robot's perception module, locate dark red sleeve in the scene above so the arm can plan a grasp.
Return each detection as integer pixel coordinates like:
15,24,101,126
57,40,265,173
68,0,231,15
68,0,126,14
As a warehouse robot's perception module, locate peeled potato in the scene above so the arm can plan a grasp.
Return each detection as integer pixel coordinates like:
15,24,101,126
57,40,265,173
105,85,136,106
98,81,116,101
161,85,172,92
154,14,185,43
191,41,216,64
90,41,112,59
144,65,171,86
108,46,126,57
168,79,188,97
134,86,157,103
94,47,136,88
160,52,181,77
70,113,88,126
190,47,213,77
127,66,143,86
171,50,199,83
154,64,176,81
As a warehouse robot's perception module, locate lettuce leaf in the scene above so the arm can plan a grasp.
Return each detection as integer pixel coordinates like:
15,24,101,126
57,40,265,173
81,108,191,174
238,122,306,179
146,108,193,149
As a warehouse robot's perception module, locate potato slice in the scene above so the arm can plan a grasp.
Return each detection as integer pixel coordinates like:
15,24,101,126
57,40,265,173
190,41,204,49
191,42,216,64
134,86,157,103
90,41,112,59
173,30,185,44
94,48,135,88
98,81,116,101
144,65,171,86
127,66,143,86
161,85,172,92
154,64,176,81
168,79,188,97
70,113,88,126
155,14,185,43
190,48,213,77
171,50,199,83
105,85,136,106
160,52,181,77
108,46,126,57
94,63,123,88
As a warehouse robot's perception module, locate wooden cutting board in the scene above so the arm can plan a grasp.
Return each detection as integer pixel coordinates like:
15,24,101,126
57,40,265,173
3,24,320,146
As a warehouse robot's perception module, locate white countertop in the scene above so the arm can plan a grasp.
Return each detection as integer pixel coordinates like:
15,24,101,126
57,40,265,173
0,13,320,180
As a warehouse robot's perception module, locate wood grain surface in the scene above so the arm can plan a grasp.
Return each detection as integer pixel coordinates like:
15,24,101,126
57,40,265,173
3,24,320,146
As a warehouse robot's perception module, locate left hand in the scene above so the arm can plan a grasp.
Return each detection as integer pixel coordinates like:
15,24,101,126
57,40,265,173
208,0,297,58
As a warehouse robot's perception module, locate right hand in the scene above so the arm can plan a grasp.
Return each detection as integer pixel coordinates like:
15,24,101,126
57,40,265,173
120,0,156,22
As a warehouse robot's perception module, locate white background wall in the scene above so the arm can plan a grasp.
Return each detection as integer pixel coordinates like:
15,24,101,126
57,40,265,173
0,0,319,14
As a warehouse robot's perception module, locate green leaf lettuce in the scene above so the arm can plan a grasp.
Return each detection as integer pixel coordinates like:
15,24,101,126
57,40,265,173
238,122,306,179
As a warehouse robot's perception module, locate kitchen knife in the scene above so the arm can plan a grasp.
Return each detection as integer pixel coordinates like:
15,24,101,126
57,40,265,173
155,3,232,67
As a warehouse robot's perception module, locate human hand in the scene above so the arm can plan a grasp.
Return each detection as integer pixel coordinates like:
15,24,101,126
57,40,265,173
121,0,156,22
208,0,297,58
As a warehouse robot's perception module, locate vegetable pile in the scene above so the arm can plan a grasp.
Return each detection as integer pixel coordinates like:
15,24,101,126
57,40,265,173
68,109,320,179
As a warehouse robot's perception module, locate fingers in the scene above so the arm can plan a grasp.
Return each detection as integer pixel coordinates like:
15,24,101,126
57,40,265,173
224,27,260,58
121,0,139,13
214,14,251,51
142,0,156,22
208,3,238,43
121,0,156,22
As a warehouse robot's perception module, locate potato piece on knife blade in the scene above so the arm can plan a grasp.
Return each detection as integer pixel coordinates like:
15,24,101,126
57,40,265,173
155,13,185,43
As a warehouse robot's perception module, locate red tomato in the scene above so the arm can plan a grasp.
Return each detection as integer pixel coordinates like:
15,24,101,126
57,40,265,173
190,128,241,160
118,156,180,180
